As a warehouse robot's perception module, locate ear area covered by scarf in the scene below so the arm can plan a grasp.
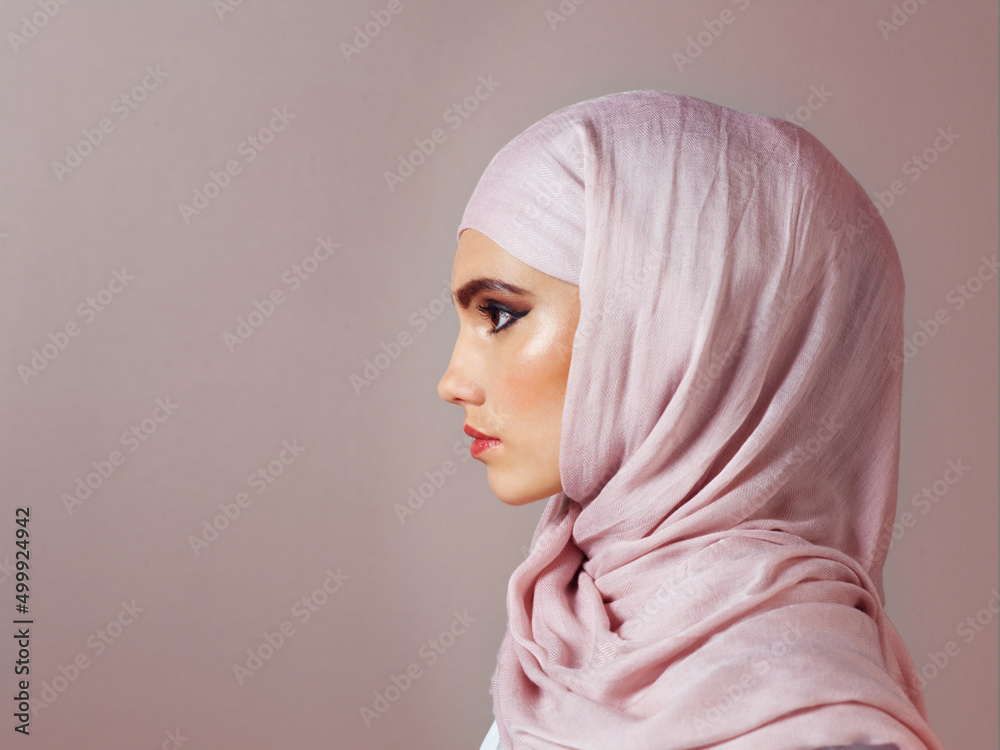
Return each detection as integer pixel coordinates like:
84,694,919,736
459,90,942,750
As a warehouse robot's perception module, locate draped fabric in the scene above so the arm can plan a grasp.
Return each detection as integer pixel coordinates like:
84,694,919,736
457,91,942,749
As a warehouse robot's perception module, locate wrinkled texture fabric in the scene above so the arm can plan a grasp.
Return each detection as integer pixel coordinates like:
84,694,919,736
457,91,943,750
479,718,903,750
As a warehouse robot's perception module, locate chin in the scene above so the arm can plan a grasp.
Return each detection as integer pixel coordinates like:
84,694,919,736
488,471,560,506
497,493,545,506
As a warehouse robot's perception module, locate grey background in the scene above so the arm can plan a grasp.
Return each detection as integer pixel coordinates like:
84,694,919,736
0,1,995,748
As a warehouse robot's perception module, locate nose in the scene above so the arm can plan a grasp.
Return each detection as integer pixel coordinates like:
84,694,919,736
437,340,484,406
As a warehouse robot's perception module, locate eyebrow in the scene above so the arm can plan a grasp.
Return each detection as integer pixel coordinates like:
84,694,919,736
451,278,531,309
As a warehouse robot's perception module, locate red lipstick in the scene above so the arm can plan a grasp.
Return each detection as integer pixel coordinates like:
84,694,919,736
464,424,501,458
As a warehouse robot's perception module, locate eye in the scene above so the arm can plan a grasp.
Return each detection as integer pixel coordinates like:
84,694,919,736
476,300,527,336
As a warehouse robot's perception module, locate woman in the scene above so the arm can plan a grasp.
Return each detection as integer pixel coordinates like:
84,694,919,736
438,91,944,750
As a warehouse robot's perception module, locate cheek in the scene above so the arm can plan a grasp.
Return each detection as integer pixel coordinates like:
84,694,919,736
497,324,573,433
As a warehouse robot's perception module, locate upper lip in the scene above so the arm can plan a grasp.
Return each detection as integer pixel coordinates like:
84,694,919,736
464,424,499,441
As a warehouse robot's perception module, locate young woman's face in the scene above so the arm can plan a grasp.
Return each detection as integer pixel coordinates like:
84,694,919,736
438,229,581,505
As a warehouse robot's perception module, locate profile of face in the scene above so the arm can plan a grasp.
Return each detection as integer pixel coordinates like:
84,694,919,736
438,229,581,506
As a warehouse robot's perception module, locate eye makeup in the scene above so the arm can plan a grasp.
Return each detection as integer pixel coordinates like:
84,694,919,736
476,300,530,335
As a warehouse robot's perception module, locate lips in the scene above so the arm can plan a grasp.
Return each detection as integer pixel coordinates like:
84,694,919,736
464,424,501,458
464,424,498,441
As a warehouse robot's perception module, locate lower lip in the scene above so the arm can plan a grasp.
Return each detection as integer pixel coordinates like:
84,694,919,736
470,438,501,458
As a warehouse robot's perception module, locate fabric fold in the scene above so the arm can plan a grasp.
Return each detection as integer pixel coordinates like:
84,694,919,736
458,90,942,749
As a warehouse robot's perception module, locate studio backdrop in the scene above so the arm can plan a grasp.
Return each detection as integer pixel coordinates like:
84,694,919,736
1,1,996,749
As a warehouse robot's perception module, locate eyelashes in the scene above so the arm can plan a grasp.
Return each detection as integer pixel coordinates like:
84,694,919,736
476,300,529,336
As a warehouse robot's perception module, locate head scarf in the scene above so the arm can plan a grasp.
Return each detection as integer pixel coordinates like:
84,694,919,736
457,91,943,749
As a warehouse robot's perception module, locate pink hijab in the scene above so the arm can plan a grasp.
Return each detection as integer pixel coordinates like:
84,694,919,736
458,91,943,749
